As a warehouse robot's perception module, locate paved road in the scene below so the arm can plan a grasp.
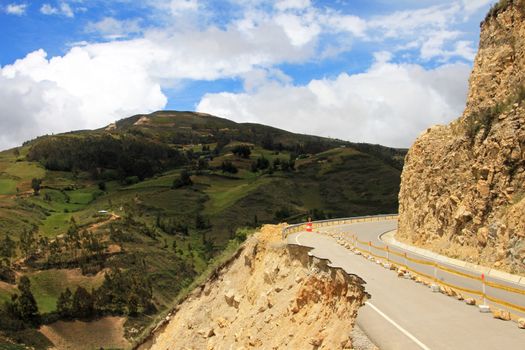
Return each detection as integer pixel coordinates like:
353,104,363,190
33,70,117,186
287,219,525,350
324,220,525,319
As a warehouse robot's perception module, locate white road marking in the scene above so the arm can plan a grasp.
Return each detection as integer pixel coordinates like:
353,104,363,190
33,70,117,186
365,301,431,350
295,232,304,245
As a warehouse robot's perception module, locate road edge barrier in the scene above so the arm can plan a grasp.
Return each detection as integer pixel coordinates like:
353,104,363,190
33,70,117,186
281,214,399,240
381,230,525,286
283,215,525,327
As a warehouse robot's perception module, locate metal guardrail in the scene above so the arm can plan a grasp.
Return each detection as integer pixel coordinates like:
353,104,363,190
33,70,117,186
351,233,525,319
283,215,525,321
281,214,398,239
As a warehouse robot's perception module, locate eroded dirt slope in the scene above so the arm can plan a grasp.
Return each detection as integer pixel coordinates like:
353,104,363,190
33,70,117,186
144,225,369,350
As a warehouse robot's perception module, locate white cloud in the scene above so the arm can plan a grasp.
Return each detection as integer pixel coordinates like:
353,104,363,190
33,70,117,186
369,4,460,37
169,0,200,15
0,48,166,149
462,0,495,16
420,30,460,60
274,12,321,46
0,19,315,150
5,3,27,15
40,2,74,18
274,0,311,11
0,0,484,150
197,58,471,148
322,12,367,38
86,17,143,39
40,4,58,15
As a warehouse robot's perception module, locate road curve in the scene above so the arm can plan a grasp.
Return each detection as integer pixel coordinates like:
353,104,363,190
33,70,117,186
287,219,525,350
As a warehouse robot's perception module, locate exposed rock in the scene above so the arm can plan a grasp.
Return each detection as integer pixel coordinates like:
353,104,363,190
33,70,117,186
309,332,326,347
198,327,215,338
398,0,525,275
465,298,477,306
518,318,525,329
492,308,511,321
145,225,369,350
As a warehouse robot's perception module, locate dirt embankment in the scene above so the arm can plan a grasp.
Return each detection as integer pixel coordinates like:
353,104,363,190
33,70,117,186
141,225,369,350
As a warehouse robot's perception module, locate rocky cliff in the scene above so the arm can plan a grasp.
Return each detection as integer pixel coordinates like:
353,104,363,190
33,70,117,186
141,225,371,350
398,0,525,274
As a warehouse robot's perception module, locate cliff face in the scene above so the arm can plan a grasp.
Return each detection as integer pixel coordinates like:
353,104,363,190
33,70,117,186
143,225,369,350
398,0,525,274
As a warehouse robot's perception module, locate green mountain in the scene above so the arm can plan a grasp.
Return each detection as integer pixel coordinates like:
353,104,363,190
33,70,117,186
0,111,405,348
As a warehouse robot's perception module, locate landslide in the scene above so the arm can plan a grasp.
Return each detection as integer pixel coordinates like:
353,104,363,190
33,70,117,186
398,0,525,274
141,225,369,350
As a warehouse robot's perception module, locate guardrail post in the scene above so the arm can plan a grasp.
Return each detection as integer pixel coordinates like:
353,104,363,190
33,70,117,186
404,252,408,269
482,273,487,306
368,241,371,254
433,262,437,282
386,246,390,262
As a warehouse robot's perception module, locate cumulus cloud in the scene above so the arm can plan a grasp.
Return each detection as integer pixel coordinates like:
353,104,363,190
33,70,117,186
197,58,471,148
0,0,485,150
5,3,27,15
0,19,314,150
462,0,496,16
85,17,143,40
0,48,167,149
40,2,74,18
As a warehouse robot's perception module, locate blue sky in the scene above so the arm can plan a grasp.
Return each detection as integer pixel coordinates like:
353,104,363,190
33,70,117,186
0,0,497,149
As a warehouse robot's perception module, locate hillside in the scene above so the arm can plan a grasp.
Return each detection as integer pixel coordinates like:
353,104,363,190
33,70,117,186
398,0,525,274
0,111,404,349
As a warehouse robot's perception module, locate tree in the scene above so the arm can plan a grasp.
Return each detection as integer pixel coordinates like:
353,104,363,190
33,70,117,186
31,178,42,196
0,235,16,262
232,145,251,158
195,213,210,230
72,287,94,318
221,160,238,174
15,276,39,324
19,230,36,258
57,288,73,318
262,133,274,150
98,181,107,191
250,161,258,173
274,207,291,221
197,158,209,171
172,170,193,189
256,157,269,170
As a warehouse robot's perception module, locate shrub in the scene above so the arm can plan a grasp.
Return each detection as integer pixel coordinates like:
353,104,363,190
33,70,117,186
172,170,193,189
485,0,513,22
231,145,251,158
221,160,238,174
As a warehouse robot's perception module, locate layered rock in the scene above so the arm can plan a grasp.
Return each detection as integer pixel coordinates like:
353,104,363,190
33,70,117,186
142,225,369,350
398,0,525,274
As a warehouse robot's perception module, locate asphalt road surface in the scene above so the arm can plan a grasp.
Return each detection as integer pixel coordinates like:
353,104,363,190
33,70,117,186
287,219,525,350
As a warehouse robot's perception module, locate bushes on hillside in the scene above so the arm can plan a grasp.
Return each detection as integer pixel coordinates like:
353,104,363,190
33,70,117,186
221,160,238,174
27,134,187,181
172,170,193,189
231,145,251,158
56,267,154,318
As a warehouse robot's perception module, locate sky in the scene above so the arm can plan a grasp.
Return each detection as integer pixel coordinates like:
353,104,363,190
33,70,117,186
0,0,497,150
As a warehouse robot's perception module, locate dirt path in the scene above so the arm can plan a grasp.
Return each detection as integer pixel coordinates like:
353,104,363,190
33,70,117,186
88,213,120,232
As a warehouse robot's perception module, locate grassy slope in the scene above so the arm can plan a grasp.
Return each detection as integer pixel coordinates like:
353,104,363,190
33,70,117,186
0,111,404,348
